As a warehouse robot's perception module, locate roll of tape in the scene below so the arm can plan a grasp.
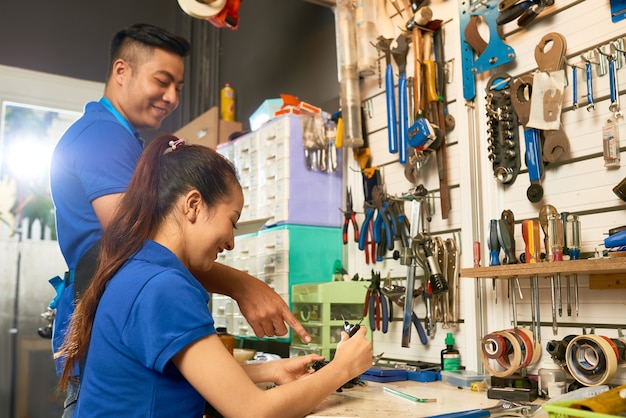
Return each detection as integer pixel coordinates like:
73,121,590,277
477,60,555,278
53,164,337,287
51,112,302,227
566,334,619,386
496,330,526,370
178,0,226,19
481,332,506,359
481,330,522,377
519,327,542,366
510,328,534,369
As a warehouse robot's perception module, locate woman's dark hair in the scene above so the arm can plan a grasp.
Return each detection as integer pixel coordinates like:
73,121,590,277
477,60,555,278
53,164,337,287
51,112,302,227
57,134,240,389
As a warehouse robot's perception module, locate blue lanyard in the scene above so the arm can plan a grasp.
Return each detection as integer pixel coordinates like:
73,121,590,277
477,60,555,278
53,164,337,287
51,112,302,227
99,97,139,138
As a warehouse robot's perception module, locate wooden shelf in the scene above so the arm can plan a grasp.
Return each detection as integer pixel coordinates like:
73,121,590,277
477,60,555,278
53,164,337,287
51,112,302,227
460,257,626,279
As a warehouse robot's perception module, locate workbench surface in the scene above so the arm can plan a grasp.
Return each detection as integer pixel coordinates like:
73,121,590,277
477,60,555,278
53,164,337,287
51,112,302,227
307,380,548,417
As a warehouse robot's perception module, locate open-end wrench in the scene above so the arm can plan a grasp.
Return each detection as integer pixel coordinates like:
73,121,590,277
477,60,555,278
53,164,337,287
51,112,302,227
376,36,398,154
392,35,411,163
512,76,544,203
598,44,624,120
582,52,596,111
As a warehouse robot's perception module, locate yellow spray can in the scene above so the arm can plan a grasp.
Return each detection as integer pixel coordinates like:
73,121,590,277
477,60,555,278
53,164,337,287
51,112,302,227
220,82,236,121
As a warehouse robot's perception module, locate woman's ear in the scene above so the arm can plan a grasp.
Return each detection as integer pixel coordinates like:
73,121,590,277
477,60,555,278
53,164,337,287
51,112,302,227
183,190,203,222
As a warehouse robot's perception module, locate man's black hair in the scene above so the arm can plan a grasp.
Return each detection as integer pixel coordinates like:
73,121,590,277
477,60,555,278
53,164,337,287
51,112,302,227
110,23,191,61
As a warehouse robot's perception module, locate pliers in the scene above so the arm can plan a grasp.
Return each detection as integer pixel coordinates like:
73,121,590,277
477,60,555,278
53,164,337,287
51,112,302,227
363,271,389,333
371,186,396,258
358,205,377,264
342,188,359,244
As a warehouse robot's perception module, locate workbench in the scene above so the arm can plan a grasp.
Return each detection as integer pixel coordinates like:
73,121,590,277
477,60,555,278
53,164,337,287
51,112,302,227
307,380,549,417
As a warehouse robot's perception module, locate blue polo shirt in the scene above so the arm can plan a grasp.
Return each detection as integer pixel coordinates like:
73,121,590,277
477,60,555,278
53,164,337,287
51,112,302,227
49,100,143,375
75,240,216,417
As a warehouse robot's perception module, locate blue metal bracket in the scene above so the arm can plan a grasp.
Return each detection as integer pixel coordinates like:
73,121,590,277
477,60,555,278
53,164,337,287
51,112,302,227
459,0,516,100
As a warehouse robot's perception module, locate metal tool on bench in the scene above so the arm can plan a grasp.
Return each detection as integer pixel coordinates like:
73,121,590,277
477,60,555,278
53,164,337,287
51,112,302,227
427,400,541,418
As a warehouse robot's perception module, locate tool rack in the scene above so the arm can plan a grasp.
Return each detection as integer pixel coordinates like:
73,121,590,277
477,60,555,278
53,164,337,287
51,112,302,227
461,256,626,279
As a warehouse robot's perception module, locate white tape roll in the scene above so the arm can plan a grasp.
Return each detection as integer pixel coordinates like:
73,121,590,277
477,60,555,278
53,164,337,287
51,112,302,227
565,334,619,386
178,0,226,19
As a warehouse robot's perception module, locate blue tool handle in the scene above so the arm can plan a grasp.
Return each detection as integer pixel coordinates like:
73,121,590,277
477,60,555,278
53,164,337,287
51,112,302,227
358,209,374,251
605,229,626,248
380,295,389,333
586,62,593,105
386,64,398,154
368,295,376,331
411,312,428,345
426,410,489,418
398,74,408,164
524,128,542,182
609,59,617,102
489,251,501,266
572,67,578,107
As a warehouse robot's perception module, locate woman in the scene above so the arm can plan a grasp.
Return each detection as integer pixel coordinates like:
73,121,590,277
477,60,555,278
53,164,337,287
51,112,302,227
57,134,372,417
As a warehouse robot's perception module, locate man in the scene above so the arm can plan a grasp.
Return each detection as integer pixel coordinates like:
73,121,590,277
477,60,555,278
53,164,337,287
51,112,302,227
49,23,309,416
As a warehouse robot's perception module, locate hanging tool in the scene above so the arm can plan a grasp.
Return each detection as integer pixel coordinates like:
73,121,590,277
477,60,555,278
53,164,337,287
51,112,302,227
566,214,581,316
341,188,359,244
499,210,517,264
511,75,544,203
364,271,389,333
401,188,428,347
391,35,411,164
376,36,398,154
497,0,555,27
458,0,516,100
423,241,449,295
486,73,522,185
581,52,596,111
598,44,624,120
561,210,572,317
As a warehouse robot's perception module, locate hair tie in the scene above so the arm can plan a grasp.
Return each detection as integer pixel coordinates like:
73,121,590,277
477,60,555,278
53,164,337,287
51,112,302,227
169,138,186,150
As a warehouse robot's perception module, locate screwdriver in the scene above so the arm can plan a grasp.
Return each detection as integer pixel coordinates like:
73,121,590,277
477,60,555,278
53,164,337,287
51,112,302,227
522,219,541,264
566,214,582,316
548,213,563,333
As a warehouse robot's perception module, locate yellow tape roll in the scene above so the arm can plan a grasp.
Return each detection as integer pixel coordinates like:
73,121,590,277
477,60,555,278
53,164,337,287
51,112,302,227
565,334,619,386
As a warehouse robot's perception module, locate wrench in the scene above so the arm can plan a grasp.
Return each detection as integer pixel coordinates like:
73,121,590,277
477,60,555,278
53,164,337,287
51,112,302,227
598,45,623,119
582,52,596,111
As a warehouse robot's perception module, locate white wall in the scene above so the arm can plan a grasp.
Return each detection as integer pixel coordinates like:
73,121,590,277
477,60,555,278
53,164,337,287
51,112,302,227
347,0,626,385
0,65,104,417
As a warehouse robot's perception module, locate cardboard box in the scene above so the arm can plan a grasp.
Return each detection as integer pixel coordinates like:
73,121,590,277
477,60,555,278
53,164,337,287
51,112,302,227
174,106,242,149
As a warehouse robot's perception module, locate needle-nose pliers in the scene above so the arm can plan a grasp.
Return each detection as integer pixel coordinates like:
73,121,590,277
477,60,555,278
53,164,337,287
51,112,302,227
342,188,359,244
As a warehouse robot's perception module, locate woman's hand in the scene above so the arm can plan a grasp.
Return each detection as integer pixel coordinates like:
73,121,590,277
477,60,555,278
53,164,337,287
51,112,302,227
271,354,325,385
331,327,373,378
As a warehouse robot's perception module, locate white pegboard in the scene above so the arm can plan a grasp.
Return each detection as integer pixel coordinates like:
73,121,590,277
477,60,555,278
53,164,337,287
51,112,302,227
344,0,626,378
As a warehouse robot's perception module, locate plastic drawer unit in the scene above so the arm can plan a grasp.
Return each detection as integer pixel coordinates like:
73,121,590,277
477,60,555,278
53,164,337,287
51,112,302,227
290,281,370,360
217,114,342,227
